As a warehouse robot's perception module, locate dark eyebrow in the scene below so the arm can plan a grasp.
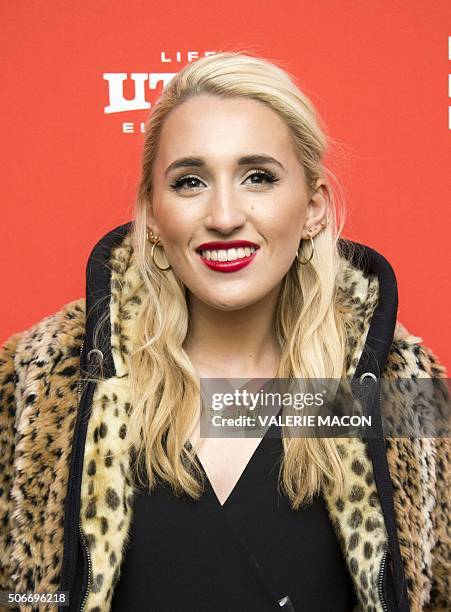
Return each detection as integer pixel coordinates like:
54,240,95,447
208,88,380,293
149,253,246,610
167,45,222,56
164,154,285,177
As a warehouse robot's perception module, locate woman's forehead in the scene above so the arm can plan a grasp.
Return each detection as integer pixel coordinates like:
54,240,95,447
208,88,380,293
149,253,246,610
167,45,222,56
156,96,294,169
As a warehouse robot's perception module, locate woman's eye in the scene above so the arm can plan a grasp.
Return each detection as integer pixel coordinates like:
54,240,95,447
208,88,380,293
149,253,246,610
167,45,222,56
244,169,279,186
170,175,204,191
170,169,279,192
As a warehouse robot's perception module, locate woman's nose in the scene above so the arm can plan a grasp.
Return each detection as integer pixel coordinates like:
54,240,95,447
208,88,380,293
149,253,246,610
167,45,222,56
203,190,247,234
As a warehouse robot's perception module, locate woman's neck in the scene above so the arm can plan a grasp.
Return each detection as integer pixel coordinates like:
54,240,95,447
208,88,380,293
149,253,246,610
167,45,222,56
184,288,281,379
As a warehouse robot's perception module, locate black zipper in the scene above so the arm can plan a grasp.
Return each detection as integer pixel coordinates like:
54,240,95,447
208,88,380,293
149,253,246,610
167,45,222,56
359,373,407,612
76,340,93,612
78,521,92,612
378,548,389,612
76,345,107,611
75,340,85,399
61,340,97,611
372,375,390,612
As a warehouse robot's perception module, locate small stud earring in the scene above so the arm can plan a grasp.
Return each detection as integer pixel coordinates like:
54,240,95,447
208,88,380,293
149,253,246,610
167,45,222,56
146,229,159,243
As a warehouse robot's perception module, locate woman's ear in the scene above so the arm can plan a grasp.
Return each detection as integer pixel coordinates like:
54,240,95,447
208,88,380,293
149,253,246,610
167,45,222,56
146,203,159,236
303,179,330,237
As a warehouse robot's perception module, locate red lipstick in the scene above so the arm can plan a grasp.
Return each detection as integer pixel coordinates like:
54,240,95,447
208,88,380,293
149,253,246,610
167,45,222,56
196,240,260,273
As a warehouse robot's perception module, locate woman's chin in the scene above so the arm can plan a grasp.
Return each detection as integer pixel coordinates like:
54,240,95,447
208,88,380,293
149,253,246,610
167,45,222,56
198,291,260,312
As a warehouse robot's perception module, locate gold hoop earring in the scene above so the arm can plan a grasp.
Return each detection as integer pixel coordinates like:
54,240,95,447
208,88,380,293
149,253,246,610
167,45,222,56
146,229,172,271
296,235,315,265
150,242,172,271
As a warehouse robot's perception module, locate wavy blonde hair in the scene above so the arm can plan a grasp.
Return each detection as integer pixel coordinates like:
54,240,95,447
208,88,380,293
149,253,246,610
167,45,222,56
127,51,351,509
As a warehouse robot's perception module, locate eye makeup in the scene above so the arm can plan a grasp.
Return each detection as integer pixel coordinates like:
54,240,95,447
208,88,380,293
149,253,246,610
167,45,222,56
170,168,280,191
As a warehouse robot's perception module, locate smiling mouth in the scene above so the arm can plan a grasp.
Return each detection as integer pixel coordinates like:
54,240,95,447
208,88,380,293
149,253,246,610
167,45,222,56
195,245,260,273
198,246,258,262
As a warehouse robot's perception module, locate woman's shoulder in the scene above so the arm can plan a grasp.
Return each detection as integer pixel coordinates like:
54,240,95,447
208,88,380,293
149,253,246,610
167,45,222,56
0,297,86,382
386,320,447,378
384,321,449,442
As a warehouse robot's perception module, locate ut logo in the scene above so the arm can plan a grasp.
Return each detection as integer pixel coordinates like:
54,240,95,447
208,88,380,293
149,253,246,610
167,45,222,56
103,73,176,114
103,51,217,114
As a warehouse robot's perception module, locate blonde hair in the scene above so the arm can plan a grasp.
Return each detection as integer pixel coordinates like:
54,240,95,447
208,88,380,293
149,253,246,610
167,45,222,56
127,51,350,509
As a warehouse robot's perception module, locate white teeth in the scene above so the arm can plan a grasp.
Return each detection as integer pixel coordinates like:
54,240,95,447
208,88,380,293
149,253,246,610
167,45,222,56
199,246,257,262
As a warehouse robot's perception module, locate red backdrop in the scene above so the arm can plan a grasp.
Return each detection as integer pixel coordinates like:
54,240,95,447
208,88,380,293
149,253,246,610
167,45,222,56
1,1,450,370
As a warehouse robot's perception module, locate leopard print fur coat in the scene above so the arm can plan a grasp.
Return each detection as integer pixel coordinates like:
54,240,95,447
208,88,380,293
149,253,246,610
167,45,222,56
0,224,449,612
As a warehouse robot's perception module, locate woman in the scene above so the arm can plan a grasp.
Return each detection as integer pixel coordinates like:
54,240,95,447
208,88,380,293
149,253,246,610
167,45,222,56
0,52,448,612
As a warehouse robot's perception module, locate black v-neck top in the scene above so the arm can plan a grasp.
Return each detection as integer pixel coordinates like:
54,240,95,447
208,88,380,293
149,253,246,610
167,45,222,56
111,425,357,611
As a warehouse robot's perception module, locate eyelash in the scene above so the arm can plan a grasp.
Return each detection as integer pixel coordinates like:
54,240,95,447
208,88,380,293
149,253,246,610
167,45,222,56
170,169,280,191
